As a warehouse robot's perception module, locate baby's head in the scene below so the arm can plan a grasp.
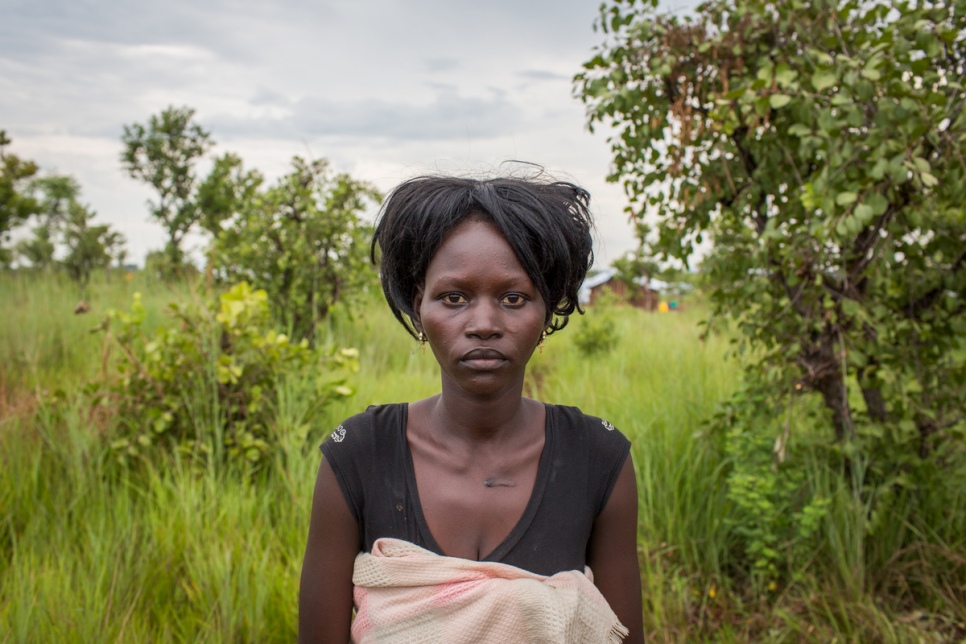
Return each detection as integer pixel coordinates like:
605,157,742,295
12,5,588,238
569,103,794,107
372,174,595,339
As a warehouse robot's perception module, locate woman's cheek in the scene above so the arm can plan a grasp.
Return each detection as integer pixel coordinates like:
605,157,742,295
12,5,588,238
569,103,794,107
433,330,453,351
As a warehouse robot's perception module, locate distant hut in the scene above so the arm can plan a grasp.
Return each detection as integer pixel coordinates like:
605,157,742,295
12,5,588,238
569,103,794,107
579,269,661,311
629,278,661,311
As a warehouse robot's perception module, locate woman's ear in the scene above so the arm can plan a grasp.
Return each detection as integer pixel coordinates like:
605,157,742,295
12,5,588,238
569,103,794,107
411,286,424,333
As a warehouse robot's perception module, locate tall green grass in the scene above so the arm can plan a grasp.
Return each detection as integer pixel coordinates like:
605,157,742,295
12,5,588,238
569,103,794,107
0,271,192,392
2,274,964,641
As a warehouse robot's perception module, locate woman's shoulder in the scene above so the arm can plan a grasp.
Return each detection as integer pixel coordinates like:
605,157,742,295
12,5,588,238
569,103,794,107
317,403,408,526
545,403,632,466
320,403,407,453
546,403,630,442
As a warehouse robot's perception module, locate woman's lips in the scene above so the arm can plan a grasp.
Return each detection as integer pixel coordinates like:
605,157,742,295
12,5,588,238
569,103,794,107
461,348,507,369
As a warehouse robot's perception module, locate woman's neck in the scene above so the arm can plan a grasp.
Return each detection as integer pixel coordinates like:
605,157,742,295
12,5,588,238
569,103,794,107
424,383,537,448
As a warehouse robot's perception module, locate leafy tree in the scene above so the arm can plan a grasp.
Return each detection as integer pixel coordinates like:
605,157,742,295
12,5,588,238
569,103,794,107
611,226,660,289
120,106,212,273
209,156,381,342
577,0,966,457
16,225,56,269
31,175,80,226
61,201,126,289
15,176,83,270
196,152,264,236
0,131,41,267
10,172,125,283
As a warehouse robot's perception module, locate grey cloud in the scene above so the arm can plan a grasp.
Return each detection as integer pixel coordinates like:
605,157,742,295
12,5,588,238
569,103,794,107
517,69,571,81
249,87,291,107
425,81,459,92
425,57,459,72
1,0,659,265
0,39,223,140
3,0,335,66
212,89,522,142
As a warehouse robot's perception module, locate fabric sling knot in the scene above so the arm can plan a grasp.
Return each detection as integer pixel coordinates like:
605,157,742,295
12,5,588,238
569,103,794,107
350,538,629,643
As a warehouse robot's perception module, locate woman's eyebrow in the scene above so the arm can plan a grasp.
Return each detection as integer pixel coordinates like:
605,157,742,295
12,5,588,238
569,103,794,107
428,276,471,289
430,274,533,290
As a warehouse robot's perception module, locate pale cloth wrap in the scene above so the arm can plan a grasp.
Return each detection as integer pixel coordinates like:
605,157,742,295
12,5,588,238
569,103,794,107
351,538,628,643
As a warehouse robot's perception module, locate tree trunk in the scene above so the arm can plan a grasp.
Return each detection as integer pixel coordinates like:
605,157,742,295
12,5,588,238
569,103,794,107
916,416,936,459
800,325,855,442
860,384,888,423
815,371,855,442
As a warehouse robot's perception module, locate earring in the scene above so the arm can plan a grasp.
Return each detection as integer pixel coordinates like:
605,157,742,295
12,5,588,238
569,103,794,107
538,330,547,354
418,331,426,354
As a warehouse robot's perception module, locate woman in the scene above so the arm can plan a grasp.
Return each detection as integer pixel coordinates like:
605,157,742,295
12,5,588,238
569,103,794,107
300,175,643,643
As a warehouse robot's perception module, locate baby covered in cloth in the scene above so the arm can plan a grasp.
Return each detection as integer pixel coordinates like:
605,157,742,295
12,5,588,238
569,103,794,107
351,538,629,643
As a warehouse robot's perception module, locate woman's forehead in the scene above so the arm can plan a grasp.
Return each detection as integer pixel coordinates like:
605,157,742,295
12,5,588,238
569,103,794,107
427,220,522,273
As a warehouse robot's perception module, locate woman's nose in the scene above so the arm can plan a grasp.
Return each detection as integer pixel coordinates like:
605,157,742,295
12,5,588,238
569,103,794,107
466,300,502,339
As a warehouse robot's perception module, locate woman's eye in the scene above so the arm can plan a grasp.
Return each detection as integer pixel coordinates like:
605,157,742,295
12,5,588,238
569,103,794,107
502,293,526,306
443,293,466,304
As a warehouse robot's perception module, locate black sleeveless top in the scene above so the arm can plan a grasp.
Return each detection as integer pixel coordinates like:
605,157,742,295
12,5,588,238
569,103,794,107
320,403,631,576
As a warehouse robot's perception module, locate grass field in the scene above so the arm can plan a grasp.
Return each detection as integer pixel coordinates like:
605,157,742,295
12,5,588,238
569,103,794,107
1,273,964,642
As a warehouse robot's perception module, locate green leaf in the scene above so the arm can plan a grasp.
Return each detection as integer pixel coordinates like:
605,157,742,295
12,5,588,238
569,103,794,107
808,49,834,65
776,64,798,88
854,204,874,225
841,298,862,318
769,94,792,109
755,96,771,117
867,193,888,215
836,192,857,206
811,70,837,92
870,157,889,180
911,156,931,173
757,63,774,83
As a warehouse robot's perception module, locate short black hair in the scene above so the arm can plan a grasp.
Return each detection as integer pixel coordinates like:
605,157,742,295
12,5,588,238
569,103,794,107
371,174,595,339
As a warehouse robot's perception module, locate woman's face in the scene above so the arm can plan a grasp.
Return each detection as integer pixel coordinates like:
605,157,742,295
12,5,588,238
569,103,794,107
414,219,546,398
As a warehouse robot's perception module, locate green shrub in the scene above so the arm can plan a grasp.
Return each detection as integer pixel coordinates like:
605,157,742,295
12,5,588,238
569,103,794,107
718,417,830,590
94,282,357,471
573,297,620,356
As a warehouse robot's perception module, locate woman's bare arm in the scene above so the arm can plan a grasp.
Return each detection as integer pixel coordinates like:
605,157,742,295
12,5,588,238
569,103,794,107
586,456,645,643
299,458,360,644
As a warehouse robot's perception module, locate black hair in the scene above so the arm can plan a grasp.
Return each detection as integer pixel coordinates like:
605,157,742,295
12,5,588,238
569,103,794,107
371,174,595,340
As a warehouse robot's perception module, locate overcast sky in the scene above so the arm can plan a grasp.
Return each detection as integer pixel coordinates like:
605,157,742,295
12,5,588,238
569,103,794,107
2,0,693,266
